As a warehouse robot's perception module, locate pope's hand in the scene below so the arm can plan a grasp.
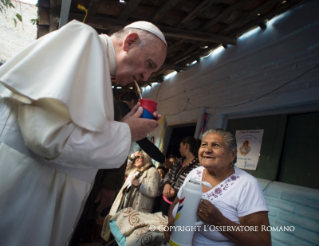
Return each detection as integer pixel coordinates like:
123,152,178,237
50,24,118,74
152,111,162,121
122,103,159,142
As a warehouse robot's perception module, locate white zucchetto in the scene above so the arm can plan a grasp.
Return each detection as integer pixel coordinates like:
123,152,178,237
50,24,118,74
124,21,167,46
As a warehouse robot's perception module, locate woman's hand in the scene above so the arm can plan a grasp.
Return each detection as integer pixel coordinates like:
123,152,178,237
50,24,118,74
131,177,140,188
164,219,174,242
197,199,271,246
163,183,171,198
165,196,179,243
197,199,225,225
163,184,176,198
168,188,176,197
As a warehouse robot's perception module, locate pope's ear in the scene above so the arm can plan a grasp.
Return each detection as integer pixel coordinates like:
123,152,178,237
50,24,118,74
123,33,139,52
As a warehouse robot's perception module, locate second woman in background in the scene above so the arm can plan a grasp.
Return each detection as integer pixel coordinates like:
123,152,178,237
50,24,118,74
109,150,160,215
160,137,201,215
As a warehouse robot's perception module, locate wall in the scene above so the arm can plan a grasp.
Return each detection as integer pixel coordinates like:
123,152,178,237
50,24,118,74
142,0,319,131
259,179,319,246
0,0,37,64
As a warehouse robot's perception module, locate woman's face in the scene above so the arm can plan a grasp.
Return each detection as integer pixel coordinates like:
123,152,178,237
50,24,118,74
168,158,175,165
134,151,144,168
199,133,236,170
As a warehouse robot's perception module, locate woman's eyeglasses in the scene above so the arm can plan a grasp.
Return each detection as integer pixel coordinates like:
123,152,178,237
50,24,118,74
135,155,144,159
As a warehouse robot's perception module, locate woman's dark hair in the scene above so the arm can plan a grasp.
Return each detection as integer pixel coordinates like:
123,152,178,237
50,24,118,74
181,136,201,158
157,165,167,172
167,154,177,160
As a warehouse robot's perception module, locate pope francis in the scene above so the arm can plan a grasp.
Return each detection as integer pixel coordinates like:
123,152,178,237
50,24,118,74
0,20,167,245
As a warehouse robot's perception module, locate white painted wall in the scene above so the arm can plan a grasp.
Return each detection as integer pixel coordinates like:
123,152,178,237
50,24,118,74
142,0,319,135
0,1,37,64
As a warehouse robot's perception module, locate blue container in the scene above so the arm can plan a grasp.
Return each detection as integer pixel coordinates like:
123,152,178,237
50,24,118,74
141,109,153,119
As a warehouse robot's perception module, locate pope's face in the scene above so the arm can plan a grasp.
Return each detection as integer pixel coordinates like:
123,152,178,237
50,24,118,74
116,34,167,86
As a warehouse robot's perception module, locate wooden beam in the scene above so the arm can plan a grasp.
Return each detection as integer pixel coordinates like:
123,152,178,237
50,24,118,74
37,25,49,38
176,0,218,28
170,44,199,64
49,0,60,32
151,0,182,23
182,43,219,65
181,0,304,65
88,0,103,16
168,40,185,53
221,0,280,34
160,63,188,71
160,26,237,44
67,14,127,30
230,0,304,37
163,0,247,65
199,0,251,32
118,0,142,20
68,14,237,44
174,0,305,67
38,7,50,25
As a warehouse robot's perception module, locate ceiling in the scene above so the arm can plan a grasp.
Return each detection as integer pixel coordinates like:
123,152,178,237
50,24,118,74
37,0,306,96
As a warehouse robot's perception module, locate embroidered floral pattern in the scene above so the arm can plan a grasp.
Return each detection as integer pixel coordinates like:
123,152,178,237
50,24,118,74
204,174,240,201
195,169,202,180
231,175,237,181
215,188,222,195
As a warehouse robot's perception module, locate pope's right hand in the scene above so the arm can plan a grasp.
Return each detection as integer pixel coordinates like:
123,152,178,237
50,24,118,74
122,102,159,142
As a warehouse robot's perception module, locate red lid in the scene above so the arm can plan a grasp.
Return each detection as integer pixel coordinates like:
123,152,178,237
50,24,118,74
140,99,157,113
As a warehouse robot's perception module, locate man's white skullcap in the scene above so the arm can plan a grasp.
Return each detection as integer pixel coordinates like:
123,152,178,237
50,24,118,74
124,21,167,46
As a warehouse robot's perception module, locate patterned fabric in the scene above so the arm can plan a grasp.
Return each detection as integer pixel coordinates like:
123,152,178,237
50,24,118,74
101,207,168,245
163,157,201,191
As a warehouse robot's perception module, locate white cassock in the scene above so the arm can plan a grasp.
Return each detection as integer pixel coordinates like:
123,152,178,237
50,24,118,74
0,20,131,246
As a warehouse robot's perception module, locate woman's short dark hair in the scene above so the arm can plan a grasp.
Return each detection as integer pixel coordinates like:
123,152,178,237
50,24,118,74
181,136,201,158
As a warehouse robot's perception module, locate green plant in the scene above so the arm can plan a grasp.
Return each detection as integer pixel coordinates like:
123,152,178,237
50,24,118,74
0,0,23,26
30,17,37,25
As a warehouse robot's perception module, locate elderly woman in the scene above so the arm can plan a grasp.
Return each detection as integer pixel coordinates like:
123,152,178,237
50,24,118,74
165,129,271,246
108,150,160,215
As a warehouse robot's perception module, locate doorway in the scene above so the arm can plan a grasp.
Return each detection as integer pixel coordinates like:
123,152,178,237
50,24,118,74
165,124,196,158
